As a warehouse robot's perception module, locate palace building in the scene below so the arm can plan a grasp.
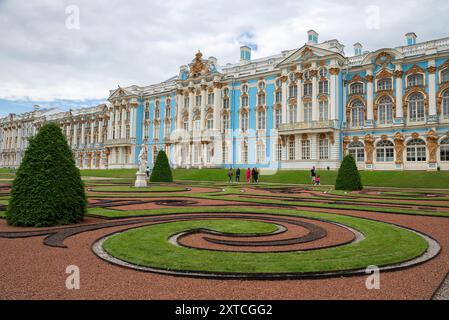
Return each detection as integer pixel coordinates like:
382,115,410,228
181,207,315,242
1,30,449,171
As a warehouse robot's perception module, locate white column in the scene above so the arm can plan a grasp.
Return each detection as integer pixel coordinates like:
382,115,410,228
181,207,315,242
98,120,103,144
188,89,194,129
200,86,206,130
366,69,374,122
81,122,85,145
176,91,183,129
329,68,339,120
281,77,288,124
297,76,302,122
311,69,319,121
395,67,404,120
428,60,437,117
90,121,94,145
213,84,221,131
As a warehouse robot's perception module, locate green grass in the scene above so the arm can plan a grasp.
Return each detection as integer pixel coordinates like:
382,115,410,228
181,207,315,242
89,185,185,192
81,169,136,178
0,211,5,218
102,208,428,274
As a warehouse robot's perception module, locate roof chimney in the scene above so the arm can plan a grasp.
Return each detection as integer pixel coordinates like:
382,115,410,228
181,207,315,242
406,32,417,46
307,30,319,45
240,45,251,62
354,43,363,56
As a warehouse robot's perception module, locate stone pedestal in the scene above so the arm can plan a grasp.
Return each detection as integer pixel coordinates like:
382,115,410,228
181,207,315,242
134,172,148,188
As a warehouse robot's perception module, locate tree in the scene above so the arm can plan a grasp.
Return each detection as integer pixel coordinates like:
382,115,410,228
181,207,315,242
150,150,173,182
6,123,87,227
335,155,363,191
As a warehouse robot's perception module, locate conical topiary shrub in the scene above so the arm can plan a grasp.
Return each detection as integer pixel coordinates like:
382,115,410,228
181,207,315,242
150,150,173,182
6,123,87,227
335,155,363,191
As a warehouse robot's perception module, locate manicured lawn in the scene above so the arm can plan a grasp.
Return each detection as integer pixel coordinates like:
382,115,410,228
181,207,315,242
0,211,5,218
103,208,428,274
89,185,185,192
79,168,449,189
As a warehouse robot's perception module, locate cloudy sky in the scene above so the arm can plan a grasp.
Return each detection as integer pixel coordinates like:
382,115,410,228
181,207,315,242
0,0,448,116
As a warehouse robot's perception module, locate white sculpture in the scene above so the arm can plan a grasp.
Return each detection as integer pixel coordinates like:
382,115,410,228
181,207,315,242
135,144,148,187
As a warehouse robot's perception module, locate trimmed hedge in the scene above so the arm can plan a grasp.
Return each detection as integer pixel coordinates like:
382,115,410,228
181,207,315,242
6,123,87,227
150,150,173,182
335,155,363,191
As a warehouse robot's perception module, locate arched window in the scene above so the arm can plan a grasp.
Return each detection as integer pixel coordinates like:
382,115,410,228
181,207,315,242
182,116,189,131
408,92,425,122
275,90,282,104
206,114,213,130
223,97,230,109
442,69,449,84
193,116,200,132
257,109,266,130
377,79,392,91
241,112,248,132
407,74,424,87
166,105,171,118
257,93,266,106
376,140,394,162
195,94,201,107
348,141,365,162
155,107,160,119
258,81,266,90
303,83,312,96
350,83,364,95
406,138,426,162
378,96,393,124
351,100,365,127
207,92,214,105
242,84,249,94
443,90,449,119
440,137,449,161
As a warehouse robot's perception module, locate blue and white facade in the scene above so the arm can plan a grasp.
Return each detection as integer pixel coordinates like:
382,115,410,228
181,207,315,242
2,31,449,171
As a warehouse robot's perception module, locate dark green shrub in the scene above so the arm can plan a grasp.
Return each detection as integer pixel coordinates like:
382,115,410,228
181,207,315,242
150,150,173,182
335,155,363,191
6,123,86,227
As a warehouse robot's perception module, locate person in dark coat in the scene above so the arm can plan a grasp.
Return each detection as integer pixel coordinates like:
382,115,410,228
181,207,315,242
235,168,241,183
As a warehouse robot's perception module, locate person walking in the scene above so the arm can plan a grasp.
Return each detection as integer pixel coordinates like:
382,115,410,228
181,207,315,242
254,167,259,184
235,168,241,183
246,168,251,183
227,168,234,183
310,166,317,184
314,175,321,186
145,166,150,178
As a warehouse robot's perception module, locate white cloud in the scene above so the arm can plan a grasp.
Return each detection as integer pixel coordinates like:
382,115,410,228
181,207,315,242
0,0,448,105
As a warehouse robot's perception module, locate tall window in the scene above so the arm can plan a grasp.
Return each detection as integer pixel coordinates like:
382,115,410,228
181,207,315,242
166,106,171,118
289,105,297,124
377,79,392,91
223,98,230,109
288,139,296,160
319,101,328,121
406,138,426,162
408,92,425,122
125,125,130,139
257,143,265,163
303,83,312,96
144,124,149,140
303,103,312,123
242,95,249,107
194,117,200,132
378,96,393,124
222,114,230,130
184,96,189,107
257,110,266,130
275,90,282,104
350,83,364,95
153,123,160,139
144,108,150,120
442,69,449,83
289,85,298,98
443,90,449,119
407,74,424,87
276,143,282,161
376,140,394,162
319,138,329,159
318,80,328,94
275,108,282,129
222,142,228,163
183,117,189,131
241,112,248,132
351,100,365,127
164,121,171,137
440,137,449,161
155,107,160,119
348,141,365,162
301,140,310,160
206,114,213,130
195,95,201,106
241,141,248,163
258,93,266,106
207,93,214,105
